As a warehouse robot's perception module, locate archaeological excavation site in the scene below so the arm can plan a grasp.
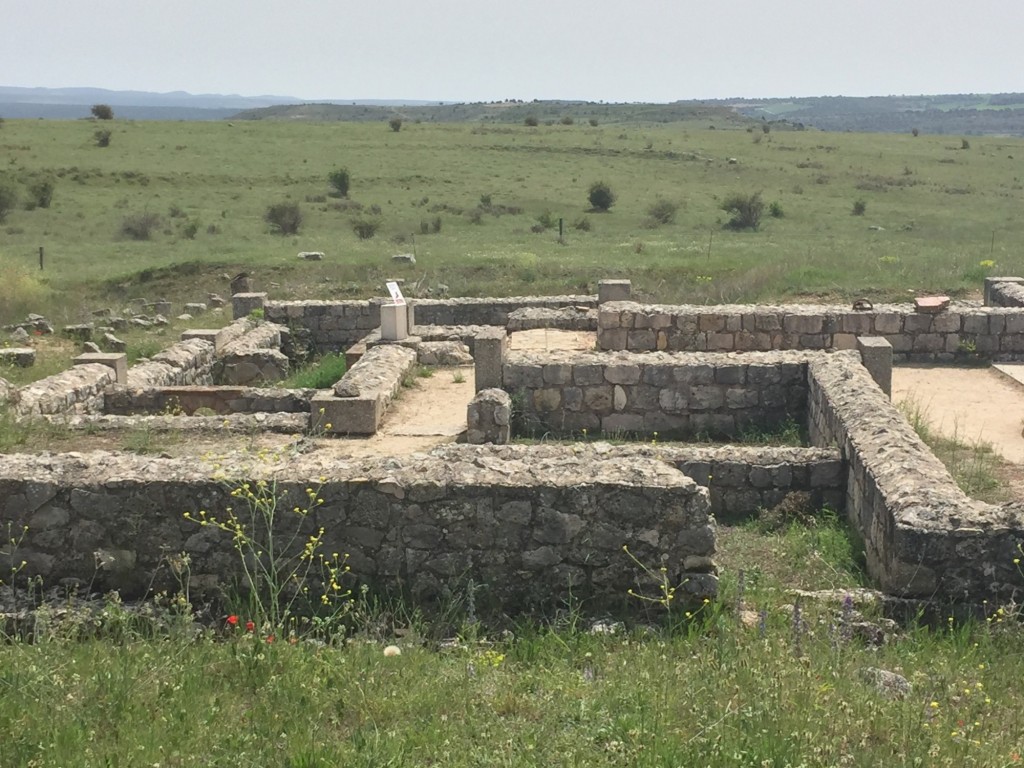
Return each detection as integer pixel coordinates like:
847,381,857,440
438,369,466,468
5,276,1024,616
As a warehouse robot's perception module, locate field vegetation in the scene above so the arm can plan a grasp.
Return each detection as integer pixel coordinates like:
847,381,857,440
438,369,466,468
0,118,1022,325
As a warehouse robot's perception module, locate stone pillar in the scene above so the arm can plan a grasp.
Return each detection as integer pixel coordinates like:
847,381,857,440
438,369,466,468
598,279,632,304
230,274,253,294
474,327,509,393
467,388,511,444
73,352,128,385
857,337,892,398
984,276,1024,307
232,292,267,320
380,302,410,341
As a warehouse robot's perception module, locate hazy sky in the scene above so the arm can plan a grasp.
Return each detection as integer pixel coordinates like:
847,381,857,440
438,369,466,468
4,0,1022,102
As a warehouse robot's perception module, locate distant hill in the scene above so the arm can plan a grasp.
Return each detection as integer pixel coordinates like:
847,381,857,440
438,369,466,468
719,93,1024,135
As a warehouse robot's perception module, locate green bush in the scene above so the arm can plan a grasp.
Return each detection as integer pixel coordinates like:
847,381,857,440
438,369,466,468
560,115,574,125
0,183,18,223
327,168,350,197
352,217,380,240
720,191,764,230
588,118,599,127
852,200,867,216
646,198,679,226
588,181,616,212
94,129,111,148
572,216,592,232
264,202,302,235
91,104,114,120
524,115,538,127
29,179,54,209
389,117,403,132
769,201,784,218
120,211,161,240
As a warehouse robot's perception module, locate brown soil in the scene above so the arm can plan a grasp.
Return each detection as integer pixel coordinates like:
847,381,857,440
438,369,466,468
510,329,595,351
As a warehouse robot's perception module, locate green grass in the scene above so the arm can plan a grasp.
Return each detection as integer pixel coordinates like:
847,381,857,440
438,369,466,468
1,119,1023,325
279,352,347,389
3,516,1024,766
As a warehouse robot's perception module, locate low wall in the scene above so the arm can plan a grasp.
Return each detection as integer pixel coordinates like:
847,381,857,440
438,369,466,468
264,300,381,353
807,350,1024,600
13,364,116,416
104,386,314,415
504,350,809,439
411,295,596,327
0,446,716,612
126,338,216,389
311,344,417,435
598,301,1024,362
986,278,1024,308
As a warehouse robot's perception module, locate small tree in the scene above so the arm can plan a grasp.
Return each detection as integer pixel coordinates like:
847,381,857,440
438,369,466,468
524,115,539,127
852,200,867,216
720,192,764,230
351,217,380,240
588,181,616,212
264,202,302,235
327,168,350,197
388,117,402,132
911,127,920,137
0,183,18,223
91,104,114,120
29,179,54,209
646,198,679,226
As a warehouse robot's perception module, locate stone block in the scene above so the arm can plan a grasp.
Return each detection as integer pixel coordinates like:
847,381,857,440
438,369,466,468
381,302,410,341
232,292,267,320
984,277,1024,306
475,328,508,392
857,337,892,398
604,364,641,385
598,279,632,303
0,347,35,368
181,328,226,352
73,352,127,385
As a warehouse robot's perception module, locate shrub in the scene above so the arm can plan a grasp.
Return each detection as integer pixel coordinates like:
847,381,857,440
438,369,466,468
572,216,592,232
352,217,380,240
0,183,18,223
120,211,161,240
961,138,971,150
327,168,350,197
762,122,771,134
720,191,765,230
536,210,556,230
911,127,920,137
524,115,539,127
182,219,200,239
264,202,302,235
27,179,54,209
91,104,114,120
588,181,616,212
646,198,679,226
852,199,867,216
588,118,599,127
769,201,784,218
94,129,111,148
388,117,402,132
560,115,574,125
430,215,442,233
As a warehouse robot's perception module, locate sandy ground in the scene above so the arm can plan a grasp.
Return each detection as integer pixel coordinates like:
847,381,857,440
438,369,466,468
510,329,595,351
893,365,1024,462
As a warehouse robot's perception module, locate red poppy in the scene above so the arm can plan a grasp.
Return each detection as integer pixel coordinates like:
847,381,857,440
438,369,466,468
226,615,239,626
266,635,275,644
245,620,255,632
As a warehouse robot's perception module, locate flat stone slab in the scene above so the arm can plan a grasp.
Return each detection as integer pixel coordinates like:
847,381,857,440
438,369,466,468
992,363,1024,391
0,347,35,367
914,296,950,313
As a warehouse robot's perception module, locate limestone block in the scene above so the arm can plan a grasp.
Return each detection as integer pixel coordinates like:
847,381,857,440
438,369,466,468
598,279,631,303
475,328,508,392
73,352,127,385
232,292,267,320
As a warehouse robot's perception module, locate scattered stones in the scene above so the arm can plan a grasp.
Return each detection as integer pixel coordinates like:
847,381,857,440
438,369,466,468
0,376,12,404
207,294,226,308
103,332,127,352
63,324,94,341
298,251,324,261
184,303,207,314
82,342,102,353
0,348,35,368
153,315,169,327
177,314,193,321
416,341,473,366
9,327,29,343
860,667,912,700
392,253,416,265
129,318,153,329
91,308,112,318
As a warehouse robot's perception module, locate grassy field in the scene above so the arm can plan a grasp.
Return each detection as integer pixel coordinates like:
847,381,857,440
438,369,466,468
3,518,1024,767
2,118,1024,326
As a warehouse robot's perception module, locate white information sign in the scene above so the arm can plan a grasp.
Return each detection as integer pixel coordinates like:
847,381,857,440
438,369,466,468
385,281,406,305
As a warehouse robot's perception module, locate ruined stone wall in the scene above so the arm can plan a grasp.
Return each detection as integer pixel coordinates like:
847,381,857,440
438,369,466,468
0,446,716,612
263,300,382,352
986,280,1024,308
504,350,809,439
411,295,595,327
104,386,314,415
598,301,1024,362
126,339,216,389
807,350,1024,600
13,364,116,416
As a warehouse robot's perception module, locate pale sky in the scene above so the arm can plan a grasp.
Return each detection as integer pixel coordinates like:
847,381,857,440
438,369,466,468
3,0,1022,102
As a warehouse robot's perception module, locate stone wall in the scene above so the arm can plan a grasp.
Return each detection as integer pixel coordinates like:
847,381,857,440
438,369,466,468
126,338,216,389
264,300,381,352
13,364,116,416
212,322,290,385
985,277,1024,308
597,301,1024,362
0,445,716,612
807,350,1024,600
411,295,596,327
504,350,809,439
311,344,417,435
104,385,314,415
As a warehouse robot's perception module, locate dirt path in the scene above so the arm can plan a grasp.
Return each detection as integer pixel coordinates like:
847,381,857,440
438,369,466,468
892,365,1024,462
323,365,476,458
